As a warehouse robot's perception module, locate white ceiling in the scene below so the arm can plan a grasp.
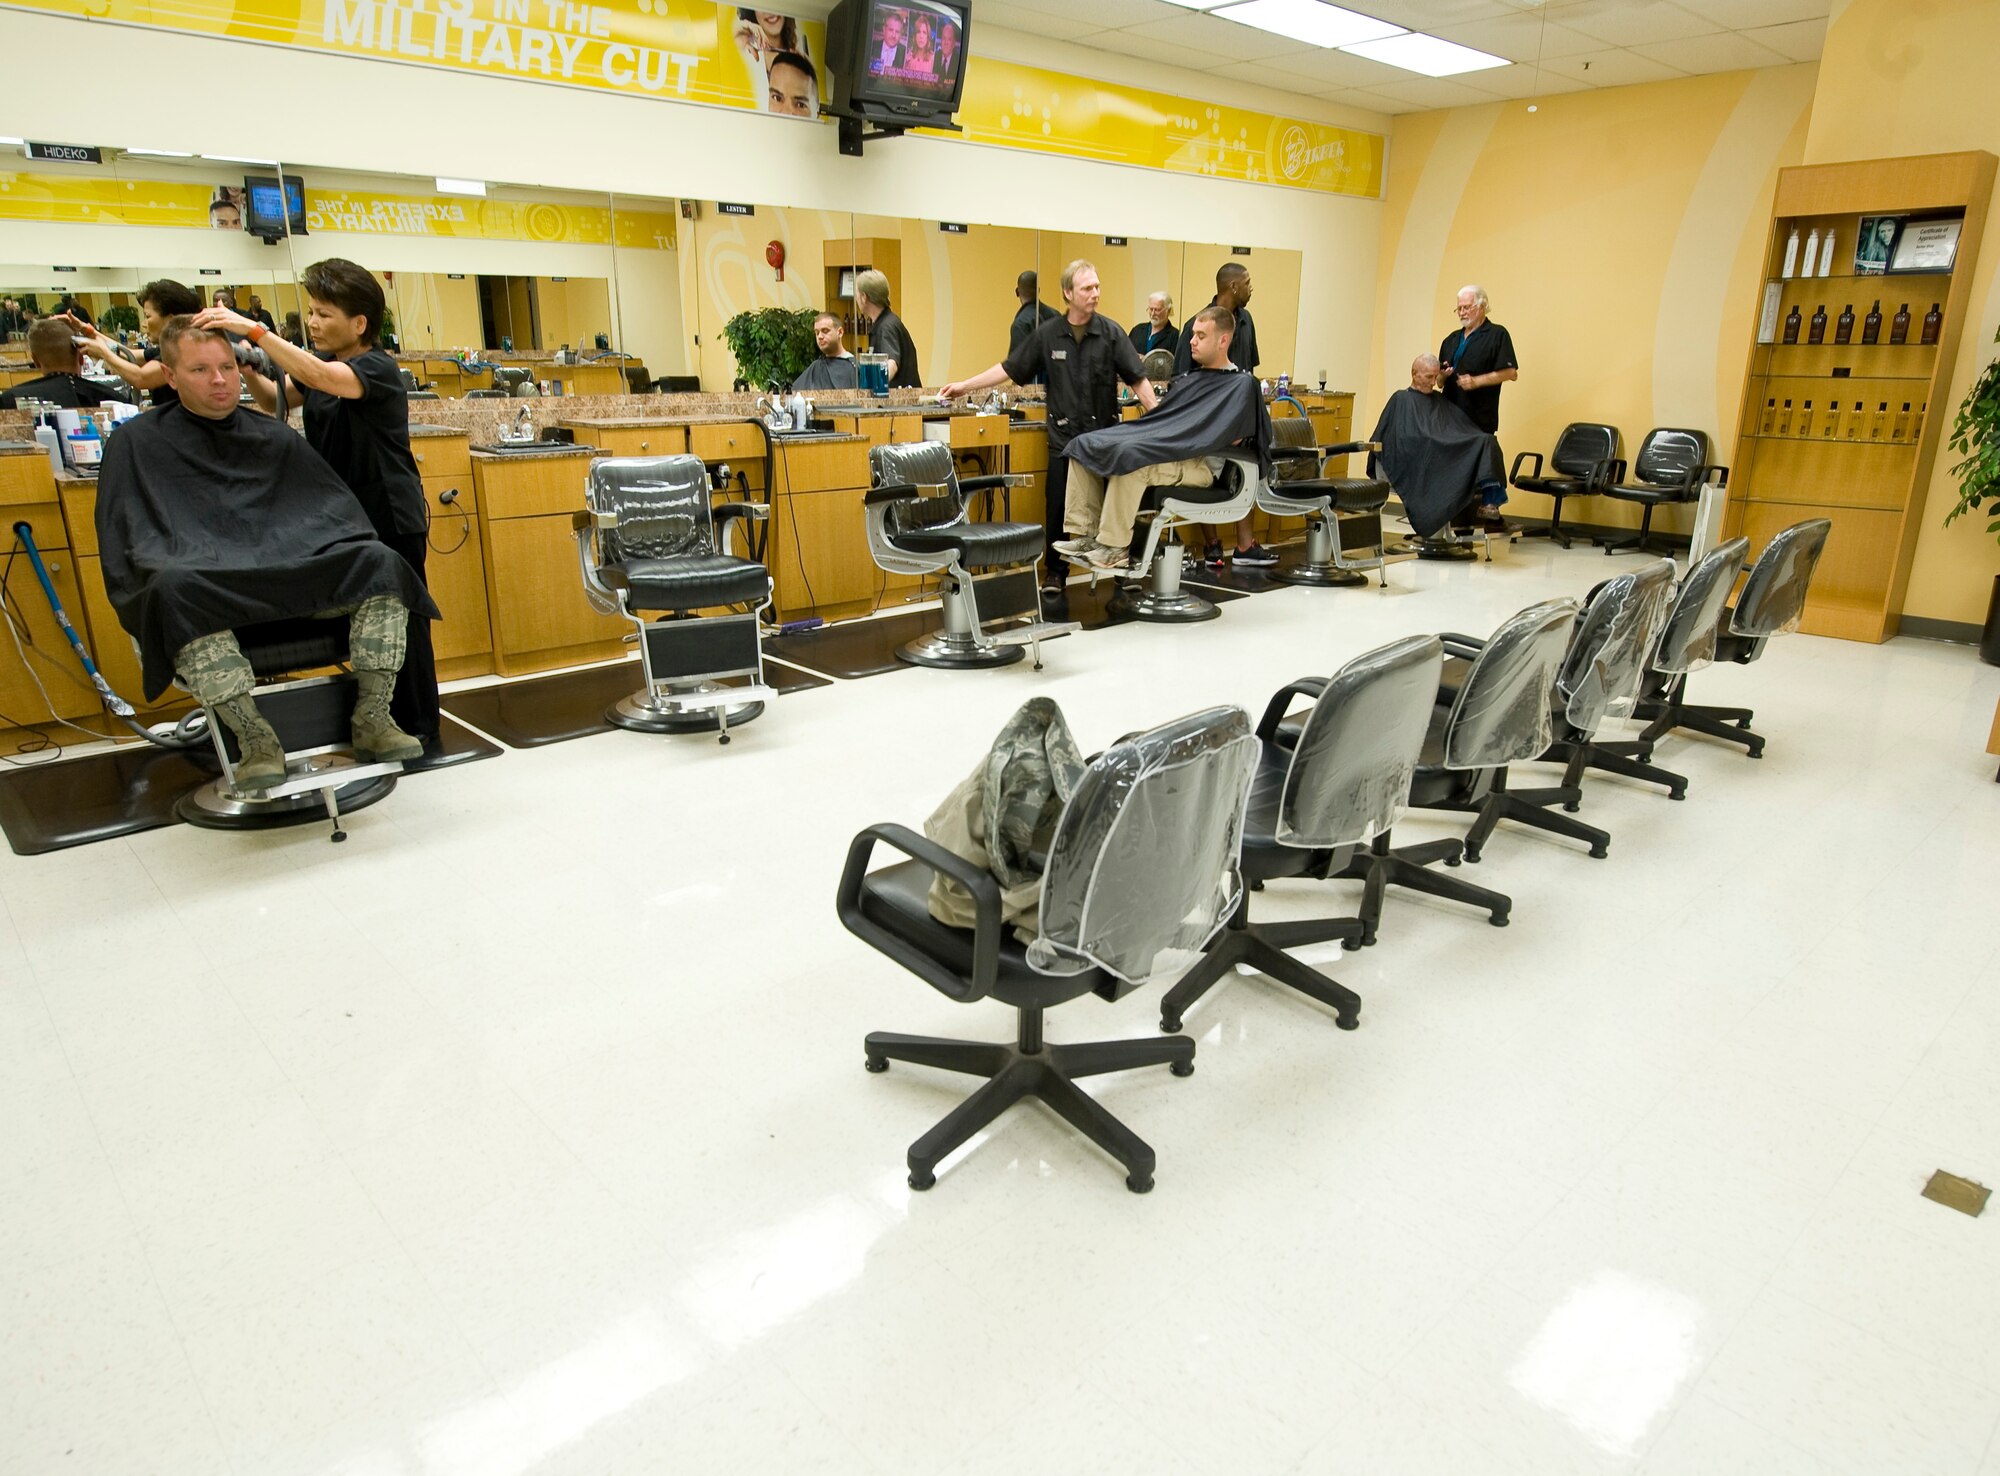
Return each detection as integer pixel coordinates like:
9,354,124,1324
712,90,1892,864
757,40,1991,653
968,0,1829,115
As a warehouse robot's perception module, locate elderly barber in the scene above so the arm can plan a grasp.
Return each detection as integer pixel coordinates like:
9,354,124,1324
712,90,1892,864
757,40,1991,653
941,258,1157,609
1129,292,1178,357
193,258,440,749
1439,283,1518,531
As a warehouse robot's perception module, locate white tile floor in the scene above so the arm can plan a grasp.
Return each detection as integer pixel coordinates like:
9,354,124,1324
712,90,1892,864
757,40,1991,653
4,540,1999,1476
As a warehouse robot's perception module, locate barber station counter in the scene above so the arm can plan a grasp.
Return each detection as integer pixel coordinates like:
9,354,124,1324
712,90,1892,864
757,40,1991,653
400,354,644,400
1,359,39,392
0,444,109,738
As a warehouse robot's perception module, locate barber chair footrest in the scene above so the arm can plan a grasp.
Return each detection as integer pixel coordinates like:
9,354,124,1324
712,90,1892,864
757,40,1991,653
177,751,398,831
610,683,772,733
1416,538,1480,562
1270,562,1369,588
988,618,1080,647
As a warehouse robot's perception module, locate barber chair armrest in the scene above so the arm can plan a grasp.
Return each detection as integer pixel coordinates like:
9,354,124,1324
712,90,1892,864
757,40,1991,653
572,509,621,532
1269,444,1319,464
957,473,1032,493
1439,632,1488,661
713,500,768,523
712,499,769,560
863,480,951,508
1702,463,1730,489
1256,676,1330,742
837,823,1001,1004
1321,440,1379,457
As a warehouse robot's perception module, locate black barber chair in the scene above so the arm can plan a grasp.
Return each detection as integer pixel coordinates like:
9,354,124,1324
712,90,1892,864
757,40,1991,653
1635,518,1830,758
574,454,775,742
841,706,1258,1193
863,441,1069,669
1157,635,1445,1034
1598,428,1724,557
1260,417,1392,588
1509,422,1619,550
493,367,540,397
175,618,401,841
1108,453,1260,623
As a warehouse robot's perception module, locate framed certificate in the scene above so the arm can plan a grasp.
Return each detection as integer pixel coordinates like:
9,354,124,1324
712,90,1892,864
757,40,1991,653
1890,216,1962,273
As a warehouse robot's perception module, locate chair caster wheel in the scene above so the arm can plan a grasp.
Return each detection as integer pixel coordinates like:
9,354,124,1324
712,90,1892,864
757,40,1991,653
1336,1014,1360,1031
908,1169,935,1191
718,734,731,745
865,1056,888,1073
1342,937,1362,952
1490,912,1510,927
1444,855,1461,867
1249,879,1265,891
1589,844,1609,859
1159,1016,1182,1034
1747,749,1764,760
1669,788,1686,801
1735,719,1752,729
331,830,347,843
1126,1174,1154,1194
1463,848,1482,864
1563,801,1580,813
1170,1060,1194,1077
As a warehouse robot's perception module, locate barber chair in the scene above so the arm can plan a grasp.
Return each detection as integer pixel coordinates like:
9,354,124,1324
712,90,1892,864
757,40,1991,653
1158,635,1447,1034
1404,598,1583,863
1536,559,1683,804
1509,423,1618,550
1142,348,1176,386
1598,428,1724,557
465,389,508,400
493,367,540,397
1109,453,1260,623
174,618,402,841
574,454,775,742
397,368,437,395
1259,418,1391,588
840,706,1257,1193
1635,518,1830,758
863,441,1068,669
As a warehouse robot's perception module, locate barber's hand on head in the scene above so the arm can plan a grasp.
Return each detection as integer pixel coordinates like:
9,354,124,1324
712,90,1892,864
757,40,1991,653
190,307,260,338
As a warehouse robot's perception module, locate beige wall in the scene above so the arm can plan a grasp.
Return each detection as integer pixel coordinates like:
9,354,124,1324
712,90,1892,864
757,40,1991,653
1369,66,1819,540
1807,0,2000,627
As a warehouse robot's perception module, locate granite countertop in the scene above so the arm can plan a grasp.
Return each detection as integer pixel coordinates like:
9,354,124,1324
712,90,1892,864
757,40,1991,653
56,466,100,483
0,439,44,457
557,414,761,428
409,423,468,439
470,443,598,460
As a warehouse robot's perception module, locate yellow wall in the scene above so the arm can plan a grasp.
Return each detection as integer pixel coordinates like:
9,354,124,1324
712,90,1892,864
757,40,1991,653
1807,0,2000,627
1370,65,1819,541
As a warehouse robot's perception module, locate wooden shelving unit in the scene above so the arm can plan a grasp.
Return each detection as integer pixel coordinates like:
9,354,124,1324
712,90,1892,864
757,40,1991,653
1726,151,1995,643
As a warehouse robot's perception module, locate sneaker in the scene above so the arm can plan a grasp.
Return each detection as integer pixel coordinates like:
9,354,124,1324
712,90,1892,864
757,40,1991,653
1052,535,1098,558
1085,543,1134,574
1201,540,1225,566
1233,542,1278,567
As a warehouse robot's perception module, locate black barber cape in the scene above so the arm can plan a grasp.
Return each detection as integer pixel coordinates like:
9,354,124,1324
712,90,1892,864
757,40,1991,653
1367,388,1505,538
1062,367,1273,482
96,403,438,701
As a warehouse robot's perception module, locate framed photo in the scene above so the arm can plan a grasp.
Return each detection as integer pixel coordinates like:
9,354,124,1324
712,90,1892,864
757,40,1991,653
1890,216,1962,273
1854,215,1901,275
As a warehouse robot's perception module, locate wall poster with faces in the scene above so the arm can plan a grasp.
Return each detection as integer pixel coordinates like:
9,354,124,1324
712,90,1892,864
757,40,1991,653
727,7,826,119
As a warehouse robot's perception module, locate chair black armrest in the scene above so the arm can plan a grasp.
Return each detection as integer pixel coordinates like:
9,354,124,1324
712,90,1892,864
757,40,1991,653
1256,676,1329,742
1439,631,1487,661
1595,457,1626,488
1269,444,1320,462
1704,463,1730,489
864,480,948,507
1321,439,1379,456
1509,450,1543,483
836,823,1001,1004
958,473,1032,493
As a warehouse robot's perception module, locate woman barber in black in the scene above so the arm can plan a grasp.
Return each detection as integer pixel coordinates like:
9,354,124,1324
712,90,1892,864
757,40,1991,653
195,258,440,746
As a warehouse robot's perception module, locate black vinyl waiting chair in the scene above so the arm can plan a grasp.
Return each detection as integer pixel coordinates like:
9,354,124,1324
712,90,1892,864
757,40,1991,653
1157,635,1444,1033
840,706,1258,1193
1509,422,1618,550
1635,518,1831,758
1259,416,1393,588
863,441,1065,669
1537,559,1682,804
1598,428,1724,557
574,454,775,742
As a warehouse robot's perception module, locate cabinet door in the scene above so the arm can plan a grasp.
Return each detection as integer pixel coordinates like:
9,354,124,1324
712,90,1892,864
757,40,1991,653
1,541,103,722
484,513,630,665
419,476,493,669
768,486,885,617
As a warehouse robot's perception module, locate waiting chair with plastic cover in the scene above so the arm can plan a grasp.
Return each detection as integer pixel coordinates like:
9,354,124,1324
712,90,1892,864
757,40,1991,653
1157,636,1445,1033
1635,518,1830,758
1406,598,1585,863
1110,452,1261,623
863,441,1066,669
1509,422,1618,550
1260,416,1392,589
1536,558,1683,804
839,706,1258,1193
574,454,775,742
1598,428,1723,557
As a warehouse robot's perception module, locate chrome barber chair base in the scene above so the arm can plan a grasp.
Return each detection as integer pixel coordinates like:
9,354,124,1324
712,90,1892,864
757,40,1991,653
897,632,1025,670
176,751,398,837
1108,586,1221,623
1271,563,1369,588
609,683,772,740
1416,538,1479,562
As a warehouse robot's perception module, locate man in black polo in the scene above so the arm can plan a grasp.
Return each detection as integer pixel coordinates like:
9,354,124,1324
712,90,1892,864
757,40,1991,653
1439,283,1518,532
942,258,1157,605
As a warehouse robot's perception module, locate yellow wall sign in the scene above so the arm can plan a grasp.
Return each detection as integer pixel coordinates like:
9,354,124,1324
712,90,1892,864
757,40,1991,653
0,171,215,228
306,190,677,249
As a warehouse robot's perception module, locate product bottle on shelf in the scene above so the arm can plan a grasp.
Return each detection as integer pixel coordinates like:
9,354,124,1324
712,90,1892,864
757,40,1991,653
1892,402,1912,441
1845,402,1864,440
1803,228,1820,277
1914,401,1927,440
1921,303,1942,345
1835,304,1855,344
1782,226,1801,278
1862,300,1882,345
1761,397,1777,434
1871,401,1888,440
1823,400,1842,438
1783,305,1802,344
1777,399,1794,436
1818,230,1836,277
1808,305,1827,344
1804,400,1821,437
1890,304,1910,344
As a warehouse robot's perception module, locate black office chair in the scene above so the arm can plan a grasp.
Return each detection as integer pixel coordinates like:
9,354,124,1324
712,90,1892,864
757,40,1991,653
863,441,1063,669
1509,422,1618,550
1157,635,1445,1033
1635,518,1831,758
574,454,775,742
1598,429,1723,557
1110,453,1260,623
1260,416,1392,588
1405,598,1584,863
1538,559,1682,803
841,706,1258,1193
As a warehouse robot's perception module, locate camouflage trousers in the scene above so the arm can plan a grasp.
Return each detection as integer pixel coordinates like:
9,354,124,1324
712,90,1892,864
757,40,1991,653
173,596,409,707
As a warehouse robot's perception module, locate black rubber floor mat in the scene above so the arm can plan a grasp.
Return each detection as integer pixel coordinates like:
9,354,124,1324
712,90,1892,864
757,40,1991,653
1181,561,1291,594
0,717,502,856
439,657,828,748
1056,576,1248,631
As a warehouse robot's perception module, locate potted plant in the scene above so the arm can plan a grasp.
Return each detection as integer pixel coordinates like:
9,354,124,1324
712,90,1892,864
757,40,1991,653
1946,323,2000,665
720,307,817,392
98,304,140,339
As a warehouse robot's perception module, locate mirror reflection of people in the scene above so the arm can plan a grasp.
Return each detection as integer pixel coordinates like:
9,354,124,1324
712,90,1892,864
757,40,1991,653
66,277,202,409
1437,283,1517,531
792,311,857,391
193,259,441,749
0,317,135,409
210,187,244,231
766,50,819,116
56,293,94,329
280,311,305,346
0,297,26,338
854,268,920,388
246,294,276,331
1129,291,1178,356
94,318,435,793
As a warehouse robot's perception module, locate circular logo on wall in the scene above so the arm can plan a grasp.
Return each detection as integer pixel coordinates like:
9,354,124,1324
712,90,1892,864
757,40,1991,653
1279,125,1347,183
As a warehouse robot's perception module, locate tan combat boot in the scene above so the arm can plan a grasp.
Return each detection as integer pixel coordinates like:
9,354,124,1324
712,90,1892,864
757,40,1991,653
212,694,287,794
351,670,424,763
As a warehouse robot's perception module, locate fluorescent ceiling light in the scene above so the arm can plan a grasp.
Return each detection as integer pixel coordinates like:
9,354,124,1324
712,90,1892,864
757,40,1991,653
1159,0,1236,8
1212,0,1404,48
0,136,25,146
126,148,195,157
436,176,487,197
201,153,276,165
1341,31,1508,75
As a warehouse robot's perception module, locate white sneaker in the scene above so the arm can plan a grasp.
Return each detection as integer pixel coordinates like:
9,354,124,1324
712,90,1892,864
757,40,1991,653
1086,543,1134,574
1052,535,1098,558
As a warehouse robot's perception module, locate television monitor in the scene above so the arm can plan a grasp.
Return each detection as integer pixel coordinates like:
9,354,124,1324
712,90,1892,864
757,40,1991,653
827,0,970,123
242,174,307,241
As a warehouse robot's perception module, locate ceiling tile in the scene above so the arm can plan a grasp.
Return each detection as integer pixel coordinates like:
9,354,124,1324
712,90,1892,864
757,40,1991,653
1228,44,1412,88
1462,62,1596,98
1556,0,1723,47
1425,13,1609,61
1361,0,1522,25
1117,12,1305,63
1629,29,1790,73
1740,17,1827,62
1205,58,1370,103
1323,87,1424,114
1671,0,1829,27
1537,46,1687,86
979,0,1169,25
1355,75,1509,109
976,2,1103,41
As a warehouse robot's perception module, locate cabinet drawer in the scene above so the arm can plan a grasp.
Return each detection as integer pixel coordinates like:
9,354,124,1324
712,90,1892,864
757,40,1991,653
0,454,58,507
770,438,870,494
475,454,593,520
690,422,767,462
1008,427,1048,472
411,436,471,480
576,426,689,458
948,414,1009,450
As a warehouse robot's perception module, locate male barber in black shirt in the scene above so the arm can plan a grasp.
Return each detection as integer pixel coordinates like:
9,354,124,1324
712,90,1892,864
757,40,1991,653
195,257,441,746
1438,283,1518,531
941,258,1157,606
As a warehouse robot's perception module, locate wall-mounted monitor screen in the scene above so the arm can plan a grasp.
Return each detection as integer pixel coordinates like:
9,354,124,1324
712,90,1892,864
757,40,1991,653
243,174,306,241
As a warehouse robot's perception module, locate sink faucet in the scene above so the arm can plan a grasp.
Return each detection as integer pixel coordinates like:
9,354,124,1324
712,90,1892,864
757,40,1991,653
979,388,1008,414
511,406,534,442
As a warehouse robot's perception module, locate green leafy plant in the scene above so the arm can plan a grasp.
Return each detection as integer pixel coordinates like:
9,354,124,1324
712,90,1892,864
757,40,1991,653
99,304,140,337
1946,324,2000,544
721,307,818,391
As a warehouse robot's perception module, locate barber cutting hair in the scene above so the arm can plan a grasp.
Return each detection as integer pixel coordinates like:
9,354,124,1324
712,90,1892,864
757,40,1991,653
0,317,135,410
64,278,204,409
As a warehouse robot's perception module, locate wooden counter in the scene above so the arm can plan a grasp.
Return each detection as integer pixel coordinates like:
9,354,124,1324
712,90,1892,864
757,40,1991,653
1,454,104,743
472,448,627,676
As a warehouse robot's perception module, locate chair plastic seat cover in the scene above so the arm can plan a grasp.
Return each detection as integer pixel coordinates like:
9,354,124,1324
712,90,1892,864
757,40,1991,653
618,553,771,611
1605,427,1710,504
1651,536,1749,677
893,519,1044,567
